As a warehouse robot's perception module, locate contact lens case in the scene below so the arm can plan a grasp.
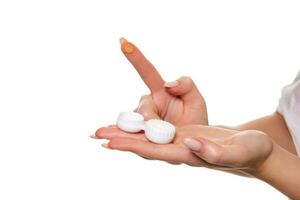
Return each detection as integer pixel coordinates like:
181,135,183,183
116,112,176,144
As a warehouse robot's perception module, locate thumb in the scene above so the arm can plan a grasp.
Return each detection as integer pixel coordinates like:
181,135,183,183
183,137,242,167
183,137,223,165
164,76,204,105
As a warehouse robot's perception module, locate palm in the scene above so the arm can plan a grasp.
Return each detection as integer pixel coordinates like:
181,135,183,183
174,126,272,170
95,125,273,174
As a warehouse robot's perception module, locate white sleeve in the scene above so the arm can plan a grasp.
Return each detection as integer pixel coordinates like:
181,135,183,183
277,71,300,156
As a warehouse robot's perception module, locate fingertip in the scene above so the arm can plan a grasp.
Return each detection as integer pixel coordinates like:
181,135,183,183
95,127,116,138
120,38,135,54
95,127,104,137
179,76,194,86
119,37,127,45
119,38,165,92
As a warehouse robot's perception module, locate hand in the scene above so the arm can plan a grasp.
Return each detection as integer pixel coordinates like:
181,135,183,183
95,124,273,175
119,38,208,125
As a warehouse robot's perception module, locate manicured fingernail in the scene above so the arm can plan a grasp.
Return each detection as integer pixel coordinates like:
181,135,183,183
90,134,97,139
119,37,135,54
184,138,202,152
101,143,111,149
119,37,127,44
164,80,179,88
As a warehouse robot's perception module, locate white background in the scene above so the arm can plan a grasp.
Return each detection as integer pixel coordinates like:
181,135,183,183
0,0,299,199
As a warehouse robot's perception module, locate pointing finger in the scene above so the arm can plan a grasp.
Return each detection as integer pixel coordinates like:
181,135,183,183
120,38,165,93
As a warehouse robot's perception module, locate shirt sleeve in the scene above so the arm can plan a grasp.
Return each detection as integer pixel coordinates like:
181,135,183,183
277,71,300,156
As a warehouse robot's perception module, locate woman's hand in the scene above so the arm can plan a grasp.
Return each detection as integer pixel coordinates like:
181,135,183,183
95,38,274,175
94,124,273,175
119,38,208,126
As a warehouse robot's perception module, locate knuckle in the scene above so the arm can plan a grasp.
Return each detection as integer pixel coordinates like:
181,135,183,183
210,156,220,165
206,151,221,164
178,76,195,91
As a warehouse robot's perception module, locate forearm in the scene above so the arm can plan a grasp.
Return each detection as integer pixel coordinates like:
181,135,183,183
219,112,297,154
252,143,300,200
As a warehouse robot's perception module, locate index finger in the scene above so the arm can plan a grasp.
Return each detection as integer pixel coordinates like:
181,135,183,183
120,38,165,93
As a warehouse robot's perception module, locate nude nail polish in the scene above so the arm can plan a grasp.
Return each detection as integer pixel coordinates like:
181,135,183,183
101,143,111,149
184,138,202,151
90,134,97,139
164,80,179,88
119,37,127,44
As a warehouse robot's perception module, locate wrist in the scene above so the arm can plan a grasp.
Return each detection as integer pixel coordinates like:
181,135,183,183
248,142,300,199
250,141,277,178
238,135,276,177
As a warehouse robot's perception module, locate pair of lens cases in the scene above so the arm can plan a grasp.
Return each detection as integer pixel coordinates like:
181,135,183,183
117,112,176,144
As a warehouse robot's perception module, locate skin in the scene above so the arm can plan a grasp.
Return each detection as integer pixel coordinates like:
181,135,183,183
95,125,272,175
118,38,208,126
93,38,300,199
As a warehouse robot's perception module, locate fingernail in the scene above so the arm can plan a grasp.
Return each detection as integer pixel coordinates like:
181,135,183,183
101,143,111,149
119,37,134,54
164,80,179,88
90,134,97,139
184,138,202,152
119,37,127,44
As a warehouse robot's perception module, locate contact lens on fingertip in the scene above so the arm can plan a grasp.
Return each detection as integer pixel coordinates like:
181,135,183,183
119,38,135,54
116,112,176,144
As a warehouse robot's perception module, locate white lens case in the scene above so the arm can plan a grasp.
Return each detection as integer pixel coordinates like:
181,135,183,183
116,112,176,144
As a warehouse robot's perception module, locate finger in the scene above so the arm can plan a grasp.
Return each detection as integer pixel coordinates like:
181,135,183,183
108,137,200,164
136,95,160,120
183,137,222,165
164,76,204,105
183,137,245,168
120,38,165,93
90,125,118,138
90,124,118,139
95,127,147,141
